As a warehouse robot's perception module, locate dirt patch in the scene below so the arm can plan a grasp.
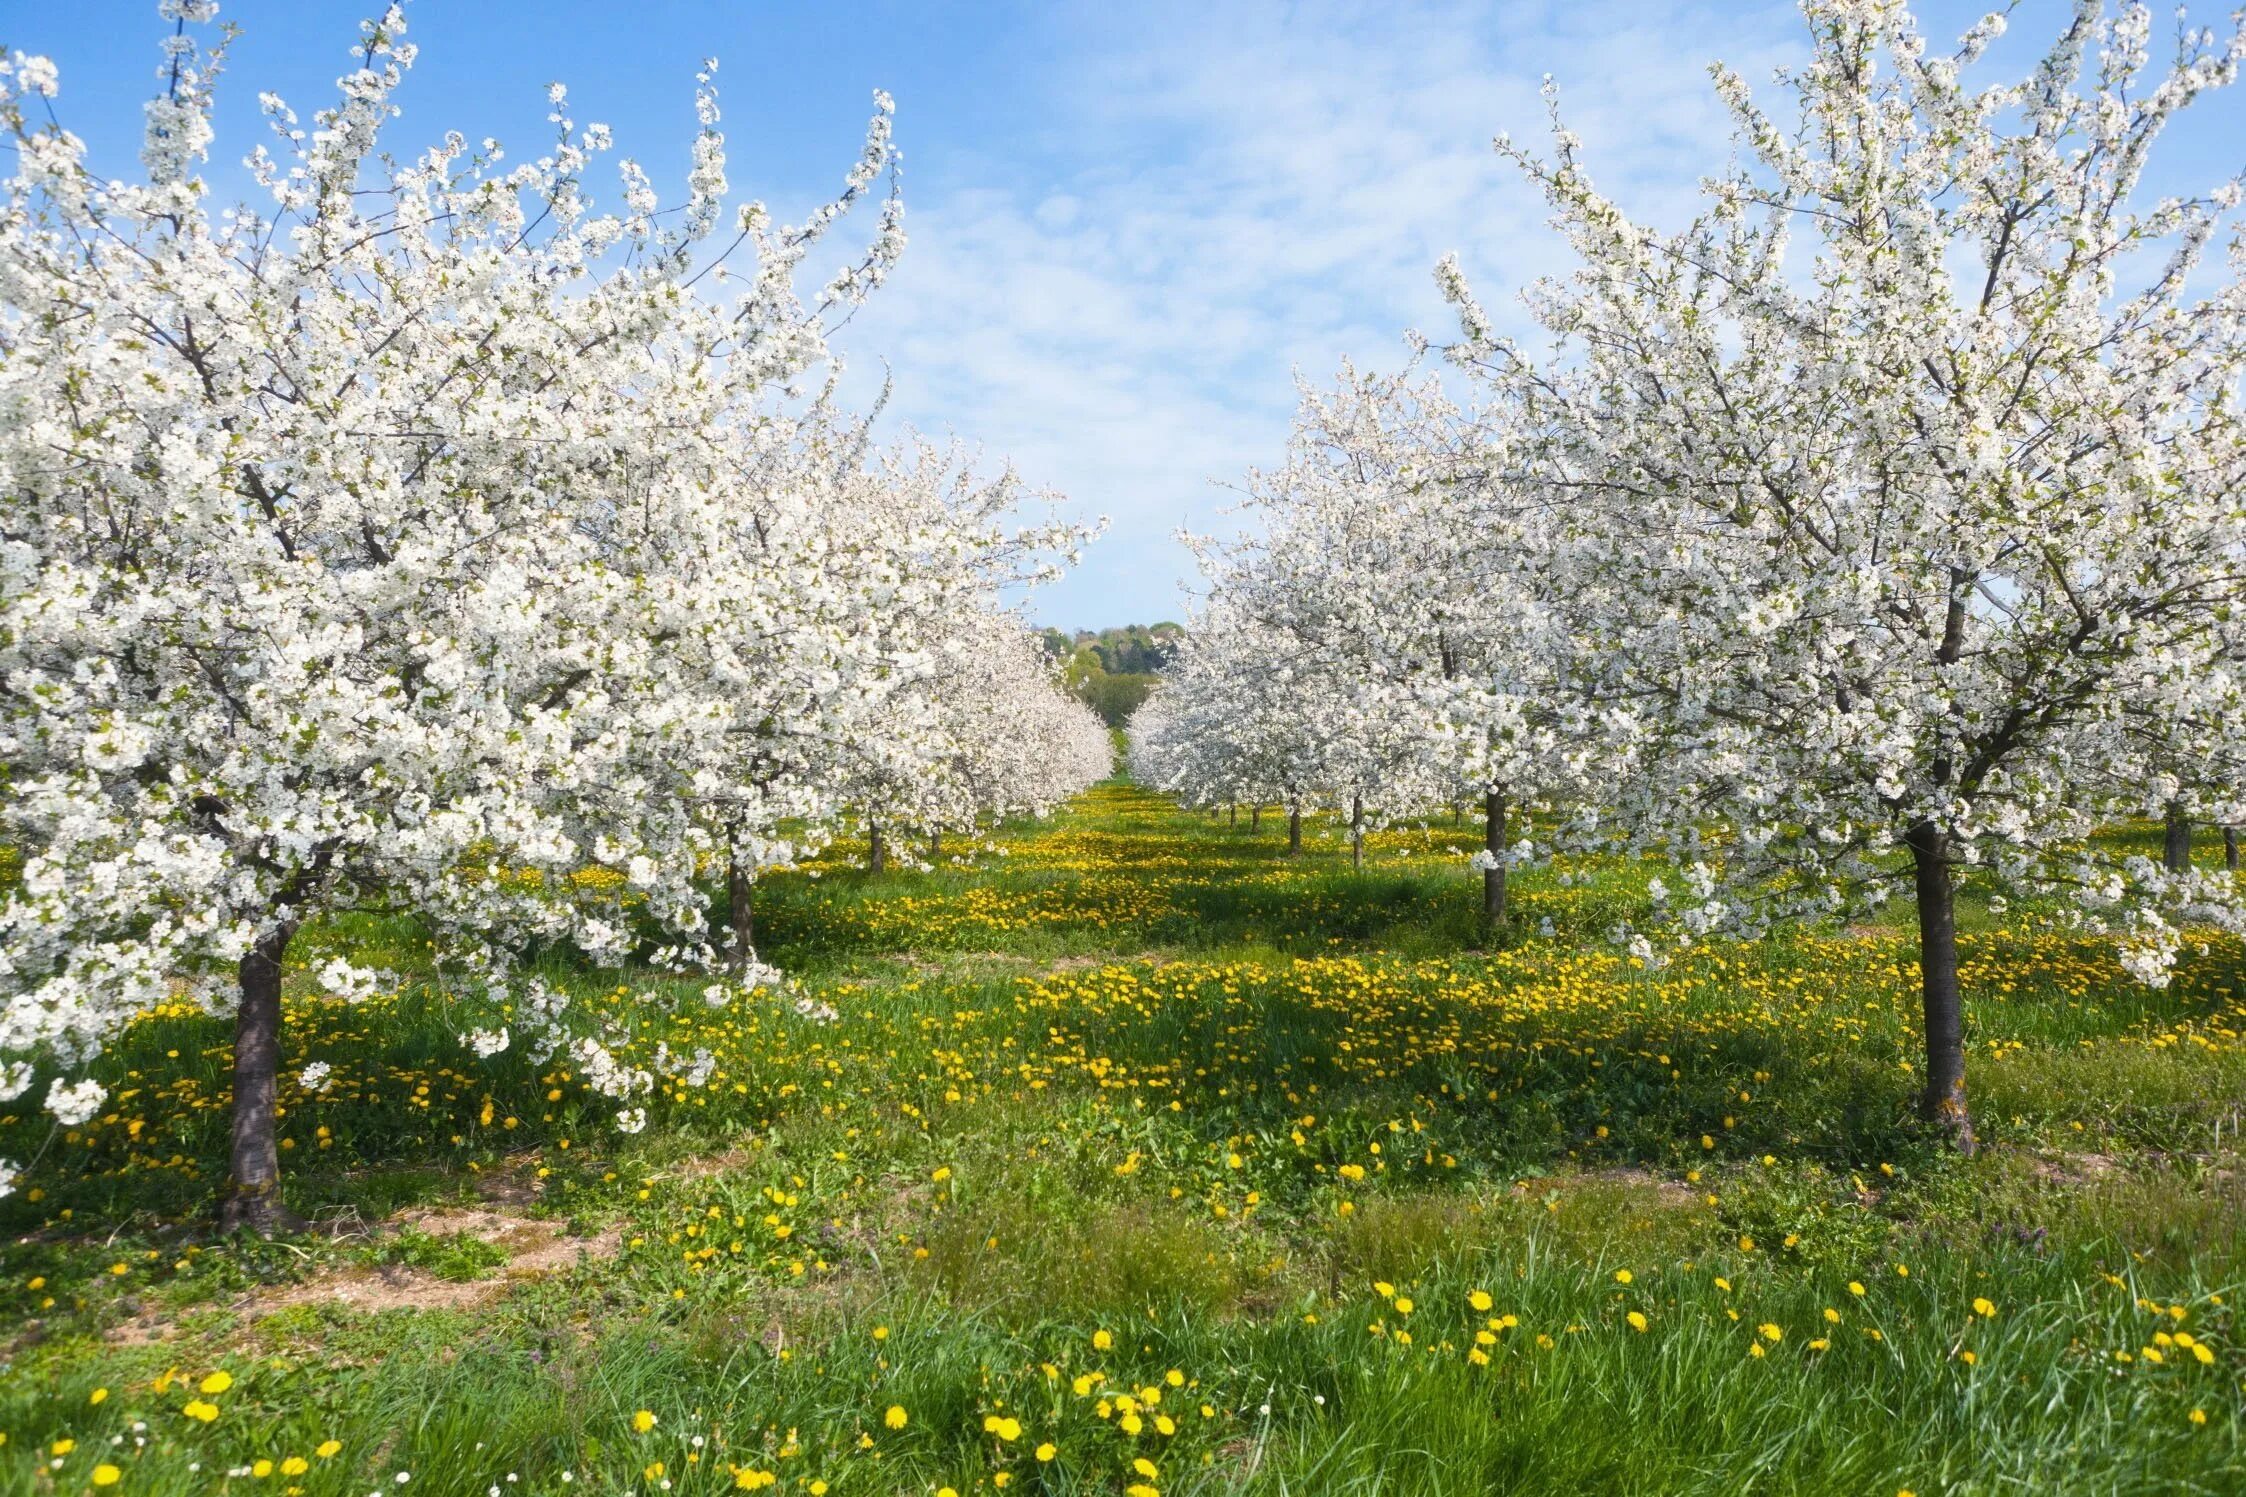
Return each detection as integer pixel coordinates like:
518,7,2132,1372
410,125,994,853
1528,1167,1702,1209
2027,1149,2123,1189
667,1144,763,1181
108,1209,620,1344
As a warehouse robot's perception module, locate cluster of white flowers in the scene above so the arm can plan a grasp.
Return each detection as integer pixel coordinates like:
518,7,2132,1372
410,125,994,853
0,6,1102,1219
1135,363,1633,898
1146,0,2246,1152
45,1077,107,1127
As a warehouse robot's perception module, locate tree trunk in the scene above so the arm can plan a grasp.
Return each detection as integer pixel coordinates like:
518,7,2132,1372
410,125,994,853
1483,788,1508,926
222,920,301,1233
1350,794,1364,871
2227,826,2239,873
1906,822,1974,1153
726,845,755,973
929,829,942,862
1229,803,1237,828
1287,804,1302,856
1250,805,1261,832
868,817,885,874
2163,803,2191,874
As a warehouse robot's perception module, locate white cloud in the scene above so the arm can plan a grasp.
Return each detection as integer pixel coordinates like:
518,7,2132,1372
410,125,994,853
834,0,1805,627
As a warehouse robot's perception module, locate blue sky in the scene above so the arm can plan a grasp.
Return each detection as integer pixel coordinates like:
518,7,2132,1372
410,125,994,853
13,2,2244,629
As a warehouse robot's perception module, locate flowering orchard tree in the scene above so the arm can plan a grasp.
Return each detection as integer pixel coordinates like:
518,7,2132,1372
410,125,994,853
667,421,1094,953
913,612,1114,836
844,608,1114,870
810,439,1102,872
1128,611,1327,842
0,5,996,1226
1199,364,1639,916
1442,0,2246,1148
1130,600,1442,865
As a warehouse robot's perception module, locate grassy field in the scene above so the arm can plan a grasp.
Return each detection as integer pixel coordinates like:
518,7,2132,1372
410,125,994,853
3,782,2243,1495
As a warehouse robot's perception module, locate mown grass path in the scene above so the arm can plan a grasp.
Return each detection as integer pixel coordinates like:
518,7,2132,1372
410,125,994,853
2,783,2243,1493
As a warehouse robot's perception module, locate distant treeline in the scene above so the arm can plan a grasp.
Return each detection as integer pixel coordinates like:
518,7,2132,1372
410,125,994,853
1042,623,1182,727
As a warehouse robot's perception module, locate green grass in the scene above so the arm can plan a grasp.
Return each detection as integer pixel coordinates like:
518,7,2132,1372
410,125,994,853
0,783,2241,1494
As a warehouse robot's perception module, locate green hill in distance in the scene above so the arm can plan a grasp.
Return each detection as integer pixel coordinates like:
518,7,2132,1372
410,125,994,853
1042,622,1182,726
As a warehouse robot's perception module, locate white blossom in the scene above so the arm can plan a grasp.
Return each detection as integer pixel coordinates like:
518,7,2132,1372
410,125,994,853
46,1077,106,1127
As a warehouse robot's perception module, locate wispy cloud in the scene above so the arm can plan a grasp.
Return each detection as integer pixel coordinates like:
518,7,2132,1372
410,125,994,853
839,0,1804,627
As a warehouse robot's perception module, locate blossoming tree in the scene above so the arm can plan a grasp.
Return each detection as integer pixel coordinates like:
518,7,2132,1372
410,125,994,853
0,5,1087,1226
1196,363,1637,917
1441,0,2246,1148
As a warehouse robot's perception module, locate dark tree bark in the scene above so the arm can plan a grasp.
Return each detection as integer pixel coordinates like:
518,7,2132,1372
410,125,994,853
726,845,755,973
1229,803,1237,828
222,920,303,1233
929,829,943,861
1906,821,1975,1153
2227,826,2239,873
868,817,885,874
1250,805,1261,832
1287,804,1302,856
2163,803,2191,874
1350,794,1364,871
1483,789,1508,926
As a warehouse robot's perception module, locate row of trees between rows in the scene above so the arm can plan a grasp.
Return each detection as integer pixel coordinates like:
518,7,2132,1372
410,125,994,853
1132,0,2246,1152
0,7,1109,1227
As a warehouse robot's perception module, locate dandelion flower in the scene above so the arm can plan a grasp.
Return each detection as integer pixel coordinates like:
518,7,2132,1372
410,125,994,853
884,1405,908,1430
